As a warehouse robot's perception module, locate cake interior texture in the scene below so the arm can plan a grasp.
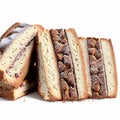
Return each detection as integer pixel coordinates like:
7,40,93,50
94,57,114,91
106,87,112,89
37,31,62,100
0,23,39,88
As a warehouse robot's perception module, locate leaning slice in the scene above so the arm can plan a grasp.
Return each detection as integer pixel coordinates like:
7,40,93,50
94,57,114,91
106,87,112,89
65,29,88,100
79,37,92,97
0,22,43,88
36,30,62,101
101,38,117,98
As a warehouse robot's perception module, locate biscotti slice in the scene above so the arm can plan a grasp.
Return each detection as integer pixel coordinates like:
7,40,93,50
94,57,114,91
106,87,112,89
100,38,117,98
79,37,117,98
79,37,92,97
36,30,62,101
0,22,43,88
64,29,88,100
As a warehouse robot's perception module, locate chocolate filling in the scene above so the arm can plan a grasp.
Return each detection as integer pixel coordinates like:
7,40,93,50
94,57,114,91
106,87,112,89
87,37,107,98
50,29,78,100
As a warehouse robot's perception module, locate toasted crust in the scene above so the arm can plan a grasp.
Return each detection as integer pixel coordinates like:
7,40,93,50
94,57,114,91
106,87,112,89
0,23,26,88
78,37,92,98
100,38,118,98
36,30,62,101
65,29,88,100
34,24,44,31
0,79,36,100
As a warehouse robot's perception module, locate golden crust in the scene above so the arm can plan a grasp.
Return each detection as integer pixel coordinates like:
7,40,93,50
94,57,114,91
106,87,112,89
34,24,44,32
0,81,36,100
0,23,42,88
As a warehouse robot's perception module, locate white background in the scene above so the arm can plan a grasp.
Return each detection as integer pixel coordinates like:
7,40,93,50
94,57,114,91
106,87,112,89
0,0,119,120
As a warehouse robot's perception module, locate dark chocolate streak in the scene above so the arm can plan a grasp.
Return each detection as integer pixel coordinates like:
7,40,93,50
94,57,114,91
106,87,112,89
6,39,34,78
50,29,78,100
87,38,107,98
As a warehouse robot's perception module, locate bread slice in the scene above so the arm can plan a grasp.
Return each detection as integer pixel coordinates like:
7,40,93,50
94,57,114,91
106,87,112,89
65,29,88,100
0,22,43,88
78,37,92,97
79,37,118,98
36,30,62,101
101,38,118,98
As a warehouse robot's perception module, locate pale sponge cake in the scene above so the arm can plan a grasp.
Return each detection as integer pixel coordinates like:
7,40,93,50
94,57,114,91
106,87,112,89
65,29,88,100
36,30,62,101
0,22,43,88
79,37,92,97
0,22,43,100
101,38,117,98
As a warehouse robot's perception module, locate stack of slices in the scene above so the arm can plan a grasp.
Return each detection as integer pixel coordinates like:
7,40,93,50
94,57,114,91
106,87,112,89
0,23,118,101
0,22,43,100
36,29,117,101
